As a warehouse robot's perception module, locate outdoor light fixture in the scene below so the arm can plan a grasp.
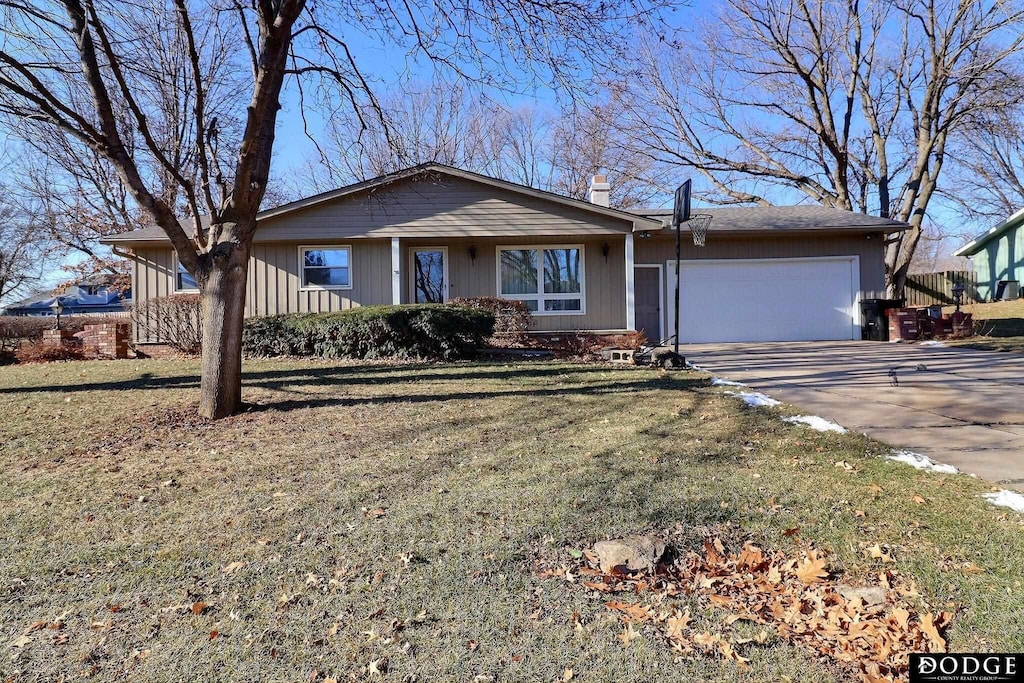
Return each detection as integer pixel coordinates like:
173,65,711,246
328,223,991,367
638,231,653,239
601,242,610,262
468,245,477,263
50,299,63,330
952,280,966,314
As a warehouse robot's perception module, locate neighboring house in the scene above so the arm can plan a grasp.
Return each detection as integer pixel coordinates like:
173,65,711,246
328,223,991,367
2,277,130,316
954,208,1024,301
102,164,908,345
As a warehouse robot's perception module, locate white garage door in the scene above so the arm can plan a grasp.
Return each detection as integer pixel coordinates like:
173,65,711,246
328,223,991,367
667,257,860,343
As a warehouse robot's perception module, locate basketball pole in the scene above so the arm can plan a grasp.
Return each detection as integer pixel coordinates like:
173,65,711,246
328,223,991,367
673,180,692,357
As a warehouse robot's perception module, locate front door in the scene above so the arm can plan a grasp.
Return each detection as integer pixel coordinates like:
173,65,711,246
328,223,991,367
411,248,448,303
635,266,662,342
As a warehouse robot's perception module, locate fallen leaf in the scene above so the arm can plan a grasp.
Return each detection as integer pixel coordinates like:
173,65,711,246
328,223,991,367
605,600,652,623
221,561,245,574
865,543,895,564
795,550,829,584
919,612,947,652
10,635,32,648
912,494,927,505
868,484,884,494
618,621,640,647
562,668,574,681
191,602,208,615
782,527,800,537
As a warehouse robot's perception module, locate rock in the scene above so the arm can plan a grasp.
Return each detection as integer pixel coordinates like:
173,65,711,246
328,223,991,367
836,584,887,608
592,535,666,574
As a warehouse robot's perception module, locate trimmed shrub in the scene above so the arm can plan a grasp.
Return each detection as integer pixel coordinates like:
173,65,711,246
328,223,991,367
15,340,86,363
241,314,310,357
132,294,202,354
242,305,495,360
449,296,532,339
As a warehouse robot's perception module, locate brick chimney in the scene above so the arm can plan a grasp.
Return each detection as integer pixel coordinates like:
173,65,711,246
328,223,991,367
588,174,610,207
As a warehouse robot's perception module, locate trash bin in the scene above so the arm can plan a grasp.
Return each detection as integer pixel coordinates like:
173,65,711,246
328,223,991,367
860,298,906,341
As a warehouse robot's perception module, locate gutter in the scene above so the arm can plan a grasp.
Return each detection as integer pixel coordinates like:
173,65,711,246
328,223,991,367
954,207,1024,257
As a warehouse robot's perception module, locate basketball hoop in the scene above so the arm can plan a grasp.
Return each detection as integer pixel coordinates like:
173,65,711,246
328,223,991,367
686,213,712,247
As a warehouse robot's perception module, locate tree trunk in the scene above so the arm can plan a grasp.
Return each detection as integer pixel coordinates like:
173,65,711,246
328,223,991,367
198,240,251,419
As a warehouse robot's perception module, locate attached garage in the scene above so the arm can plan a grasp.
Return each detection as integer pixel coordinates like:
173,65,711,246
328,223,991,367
666,256,861,343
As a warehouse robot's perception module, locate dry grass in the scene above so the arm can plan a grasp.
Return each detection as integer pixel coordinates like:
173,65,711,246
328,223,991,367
943,299,1024,352
1,358,1022,682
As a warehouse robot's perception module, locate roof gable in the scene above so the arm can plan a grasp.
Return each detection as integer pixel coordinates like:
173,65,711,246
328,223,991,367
103,164,660,245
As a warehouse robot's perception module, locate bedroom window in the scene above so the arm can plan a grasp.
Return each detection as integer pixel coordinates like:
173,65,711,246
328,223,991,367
174,257,199,292
497,245,584,314
300,246,352,290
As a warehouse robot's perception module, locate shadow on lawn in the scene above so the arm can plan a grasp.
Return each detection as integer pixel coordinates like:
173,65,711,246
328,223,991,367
2,360,707,400
247,376,708,413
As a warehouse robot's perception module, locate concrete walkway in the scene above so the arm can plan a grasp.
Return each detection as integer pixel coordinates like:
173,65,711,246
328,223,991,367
683,341,1024,489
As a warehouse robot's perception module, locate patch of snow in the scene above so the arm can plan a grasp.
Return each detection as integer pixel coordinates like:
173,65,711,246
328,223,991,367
983,490,1024,513
783,415,848,433
885,450,959,474
711,377,746,388
686,361,705,371
919,340,946,347
726,391,781,408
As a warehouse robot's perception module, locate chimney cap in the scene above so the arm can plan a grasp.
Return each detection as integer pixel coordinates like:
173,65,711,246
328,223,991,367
592,174,607,184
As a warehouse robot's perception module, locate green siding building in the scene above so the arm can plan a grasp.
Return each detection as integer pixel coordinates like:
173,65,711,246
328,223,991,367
955,208,1024,301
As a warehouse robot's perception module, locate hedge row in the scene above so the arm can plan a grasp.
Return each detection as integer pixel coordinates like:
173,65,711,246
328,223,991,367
242,304,495,360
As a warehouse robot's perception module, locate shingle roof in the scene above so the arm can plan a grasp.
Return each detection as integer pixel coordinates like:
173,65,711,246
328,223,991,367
102,164,662,245
636,205,909,232
103,172,909,245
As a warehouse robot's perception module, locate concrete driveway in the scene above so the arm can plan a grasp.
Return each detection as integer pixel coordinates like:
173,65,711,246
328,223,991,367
683,341,1024,488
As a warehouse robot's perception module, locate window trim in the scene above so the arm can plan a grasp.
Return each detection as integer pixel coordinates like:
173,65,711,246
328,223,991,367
495,244,586,316
298,244,354,291
172,253,199,293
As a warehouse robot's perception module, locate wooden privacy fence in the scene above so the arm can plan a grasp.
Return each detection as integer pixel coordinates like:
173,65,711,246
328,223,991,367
905,270,979,307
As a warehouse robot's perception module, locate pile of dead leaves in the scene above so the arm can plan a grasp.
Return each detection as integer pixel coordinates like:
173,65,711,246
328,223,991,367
552,538,952,683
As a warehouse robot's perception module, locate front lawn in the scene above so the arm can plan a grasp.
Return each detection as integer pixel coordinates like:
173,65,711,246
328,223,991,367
944,299,1024,352
1,359,1021,682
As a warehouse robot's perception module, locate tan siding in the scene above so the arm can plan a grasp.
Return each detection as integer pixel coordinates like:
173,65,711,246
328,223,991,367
634,233,887,301
253,176,633,241
403,236,626,332
131,247,177,343
247,240,393,315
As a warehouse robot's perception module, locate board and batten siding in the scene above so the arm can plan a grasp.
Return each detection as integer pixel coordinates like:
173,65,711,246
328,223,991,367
252,176,633,241
403,236,626,332
246,240,392,316
131,236,626,339
131,241,394,342
634,232,887,299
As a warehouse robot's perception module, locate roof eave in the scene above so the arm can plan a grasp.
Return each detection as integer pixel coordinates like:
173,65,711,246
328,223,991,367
954,207,1024,257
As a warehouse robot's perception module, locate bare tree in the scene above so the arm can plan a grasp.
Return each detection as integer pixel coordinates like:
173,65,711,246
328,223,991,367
313,78,663,208
0,189,47,306
618,0,1024,295
947,110,1024,221
0,0,663,418
552,93,668,208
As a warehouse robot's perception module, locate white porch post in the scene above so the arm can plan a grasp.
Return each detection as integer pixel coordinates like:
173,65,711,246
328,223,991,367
391,237,401,304
624,232,636,331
